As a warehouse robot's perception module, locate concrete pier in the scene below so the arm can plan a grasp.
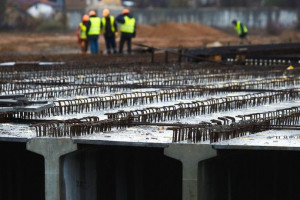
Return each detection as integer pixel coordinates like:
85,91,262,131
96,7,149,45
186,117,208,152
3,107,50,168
3,139,300,200
26,138,77,200
164,144,217,200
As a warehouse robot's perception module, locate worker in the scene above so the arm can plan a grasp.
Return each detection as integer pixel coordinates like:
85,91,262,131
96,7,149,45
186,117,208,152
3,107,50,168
77,14,90,55
86,10,101,54
101,8,118,54
116,9,136,54
232,20,250,44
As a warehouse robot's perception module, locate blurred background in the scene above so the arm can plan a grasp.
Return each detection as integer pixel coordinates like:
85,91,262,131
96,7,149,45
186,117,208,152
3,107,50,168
1,0,300,30
0,0,300,54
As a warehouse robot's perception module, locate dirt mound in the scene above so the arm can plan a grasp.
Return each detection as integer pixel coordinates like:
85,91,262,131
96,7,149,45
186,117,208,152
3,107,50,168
137,22,230,38
182,23,229,37
135,22,233,47
136,24,155,37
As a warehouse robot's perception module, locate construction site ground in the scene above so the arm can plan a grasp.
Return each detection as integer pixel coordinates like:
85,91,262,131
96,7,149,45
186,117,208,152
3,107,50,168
0,22,300,55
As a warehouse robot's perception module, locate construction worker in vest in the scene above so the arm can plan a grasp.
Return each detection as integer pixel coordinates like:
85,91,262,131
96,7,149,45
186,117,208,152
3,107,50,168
232,20,250,44
101,8,118,54
77,14,89,55
116,9,136,54
86,10,101,54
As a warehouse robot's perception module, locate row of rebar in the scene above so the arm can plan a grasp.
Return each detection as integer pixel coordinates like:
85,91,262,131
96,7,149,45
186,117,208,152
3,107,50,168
2,86,105,100
9,88,299,120
30,103,300,139
171,106,300,143
104,90,299,123
8,88,213,118
31,116,133,137
0,62,293,86
2,76,299,101
0,61,149,80
244,58,300,66
1,70,289,90
215,77,299,90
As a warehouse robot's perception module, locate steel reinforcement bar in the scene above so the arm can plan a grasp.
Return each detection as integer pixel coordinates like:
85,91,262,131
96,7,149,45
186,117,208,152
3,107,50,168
170,106,300,143
0,70,287,90
105,90,299,123
2,76,299,101
8,88,299,120
31,116,133,137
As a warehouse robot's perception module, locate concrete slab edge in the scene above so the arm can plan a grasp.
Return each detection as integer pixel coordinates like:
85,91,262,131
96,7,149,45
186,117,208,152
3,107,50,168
0,137,29,143
73,139,169,148
213,144,300,151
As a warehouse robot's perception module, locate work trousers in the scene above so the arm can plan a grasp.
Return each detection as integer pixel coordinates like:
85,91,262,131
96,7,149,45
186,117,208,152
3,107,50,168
88,36,99,54
104,35,117,54
239,32,248,39
119,33,133,54
80,39,89,54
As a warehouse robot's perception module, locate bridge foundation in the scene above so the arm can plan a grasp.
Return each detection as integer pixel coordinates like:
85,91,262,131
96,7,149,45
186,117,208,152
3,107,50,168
164,144,217,200
27,138,77,200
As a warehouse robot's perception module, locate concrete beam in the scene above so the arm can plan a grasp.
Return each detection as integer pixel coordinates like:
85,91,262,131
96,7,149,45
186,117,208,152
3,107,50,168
164,144,217,200
27,138,77,200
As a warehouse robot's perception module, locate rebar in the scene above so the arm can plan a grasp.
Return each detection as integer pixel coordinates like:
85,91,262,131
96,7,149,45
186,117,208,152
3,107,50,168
171,106,300,143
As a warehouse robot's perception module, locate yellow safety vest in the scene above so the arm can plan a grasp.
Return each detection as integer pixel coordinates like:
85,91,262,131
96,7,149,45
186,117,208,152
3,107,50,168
88,17,101,35
79,22,87,39
120,16,135,34
101,16,116,33
234,21,248,36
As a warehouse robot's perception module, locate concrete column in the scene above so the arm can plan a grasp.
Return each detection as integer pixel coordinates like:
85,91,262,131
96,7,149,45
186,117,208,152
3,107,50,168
27,138,77,200
164,144,217,200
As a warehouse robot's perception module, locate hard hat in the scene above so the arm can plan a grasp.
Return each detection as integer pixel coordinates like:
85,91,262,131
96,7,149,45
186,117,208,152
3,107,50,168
103,9,110,17
89,10,96,16
287,65,294,70
122,9,130,15
82,14,89,22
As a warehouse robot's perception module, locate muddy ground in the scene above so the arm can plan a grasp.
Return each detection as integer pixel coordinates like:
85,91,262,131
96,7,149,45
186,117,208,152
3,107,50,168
0,22,300,55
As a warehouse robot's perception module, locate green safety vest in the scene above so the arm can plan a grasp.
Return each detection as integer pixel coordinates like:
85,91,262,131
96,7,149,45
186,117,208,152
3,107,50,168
234,21,248,36
79,22,87,39
120,16,135,34
88,17,101,35
101,16,116,33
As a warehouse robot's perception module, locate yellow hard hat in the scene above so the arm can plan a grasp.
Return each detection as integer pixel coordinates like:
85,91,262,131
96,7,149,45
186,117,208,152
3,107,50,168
287,65,294,70
103,9,110,17
122,9,130,15
82,14,89,22
89,10,96,16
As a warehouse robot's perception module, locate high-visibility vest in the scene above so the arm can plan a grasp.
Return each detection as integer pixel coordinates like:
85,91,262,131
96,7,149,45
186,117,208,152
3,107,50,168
120,16,135,34
79,22,87,39
88,17,101,35
234,21,248,36
101,16,116,33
